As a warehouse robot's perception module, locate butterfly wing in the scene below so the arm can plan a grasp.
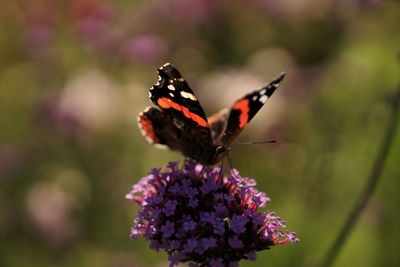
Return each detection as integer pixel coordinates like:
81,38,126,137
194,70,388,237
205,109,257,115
139,63,215,164
221,73,285,145
149,63,210,129
207,108,229,147
138,107,177,150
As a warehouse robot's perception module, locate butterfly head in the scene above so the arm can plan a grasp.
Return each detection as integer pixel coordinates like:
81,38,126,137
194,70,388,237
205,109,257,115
212,145,230,164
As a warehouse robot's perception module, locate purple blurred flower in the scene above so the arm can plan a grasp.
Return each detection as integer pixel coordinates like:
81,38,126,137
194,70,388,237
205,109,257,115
22,4,57,58
76,16,109,41
228,236,244,249
127,160,299,266
71,0,112,41
36,94,83,139
121,35,167,63
25,24,53,47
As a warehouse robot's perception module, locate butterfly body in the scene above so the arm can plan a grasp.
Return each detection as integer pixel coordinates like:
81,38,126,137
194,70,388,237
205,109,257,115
138,63,285,165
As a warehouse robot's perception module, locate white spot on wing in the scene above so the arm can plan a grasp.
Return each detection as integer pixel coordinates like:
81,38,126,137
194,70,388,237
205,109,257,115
155,75,162,86
149,91,152,98
259,89,267,95
252,95,258,101
259,95,268,104
270,83,279,89
168,85,175,91
180,91,197,101
154,144,168,149
169,92,174,97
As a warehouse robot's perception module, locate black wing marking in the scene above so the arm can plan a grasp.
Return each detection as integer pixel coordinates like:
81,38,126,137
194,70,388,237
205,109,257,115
222,73,285,145
149,63,210,129
138,107,175,149
138,107,215,164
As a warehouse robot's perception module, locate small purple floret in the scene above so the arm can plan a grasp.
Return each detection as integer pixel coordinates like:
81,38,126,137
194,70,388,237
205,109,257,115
231,215,248,234
163,200,178,216
228,236,244,249
183,219,196,232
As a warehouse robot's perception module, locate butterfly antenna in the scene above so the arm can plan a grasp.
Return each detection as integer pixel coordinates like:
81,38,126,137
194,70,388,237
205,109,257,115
233,140,277,146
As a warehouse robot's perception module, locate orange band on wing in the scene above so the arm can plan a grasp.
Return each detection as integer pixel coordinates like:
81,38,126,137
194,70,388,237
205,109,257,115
185,108,208,127
139,116,159,143
157,98,171,108
157,97,208,127
233,99,249,129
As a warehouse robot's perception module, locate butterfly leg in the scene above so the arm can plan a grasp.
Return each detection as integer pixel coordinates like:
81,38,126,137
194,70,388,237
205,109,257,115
198,165,205,178
216,159,224,183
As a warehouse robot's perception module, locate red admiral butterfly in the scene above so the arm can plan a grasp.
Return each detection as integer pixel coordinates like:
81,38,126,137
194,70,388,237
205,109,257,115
138,63,285,165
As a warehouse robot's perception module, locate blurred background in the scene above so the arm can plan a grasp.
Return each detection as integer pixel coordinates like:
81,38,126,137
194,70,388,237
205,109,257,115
1,0,400,266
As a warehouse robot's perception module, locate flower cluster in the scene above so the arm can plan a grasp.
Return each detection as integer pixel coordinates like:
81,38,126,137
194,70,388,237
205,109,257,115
126,160,298,266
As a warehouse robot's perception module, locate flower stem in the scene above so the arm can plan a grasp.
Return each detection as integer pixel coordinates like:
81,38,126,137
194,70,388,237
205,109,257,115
320,73,400,267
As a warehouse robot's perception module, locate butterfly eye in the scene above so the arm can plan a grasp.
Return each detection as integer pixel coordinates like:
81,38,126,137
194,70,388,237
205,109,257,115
215,145,230,158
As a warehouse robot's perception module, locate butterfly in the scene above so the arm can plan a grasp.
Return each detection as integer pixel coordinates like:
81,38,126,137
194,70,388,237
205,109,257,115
138,63,285,165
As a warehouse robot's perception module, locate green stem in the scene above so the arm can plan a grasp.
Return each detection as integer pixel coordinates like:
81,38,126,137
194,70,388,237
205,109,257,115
320,76,400,267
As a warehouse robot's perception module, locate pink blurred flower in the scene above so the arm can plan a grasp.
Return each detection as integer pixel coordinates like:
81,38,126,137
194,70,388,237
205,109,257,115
22,3,58,57
37,94,83,139
71,0,112,41
26,179,80,248
25,24,53,47
121,35,167,63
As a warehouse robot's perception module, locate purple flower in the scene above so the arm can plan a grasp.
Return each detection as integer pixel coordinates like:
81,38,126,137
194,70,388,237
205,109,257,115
169,253,182,267
231,215,248,234
183,219,196,232
246,251,257,261
188,197,199,208
127,159,299,266
160,221,175,239
184,238,198,253
168,183,182,194
228,236,244,249
214,203,228,217
163,200,178,216
209,258,224,267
